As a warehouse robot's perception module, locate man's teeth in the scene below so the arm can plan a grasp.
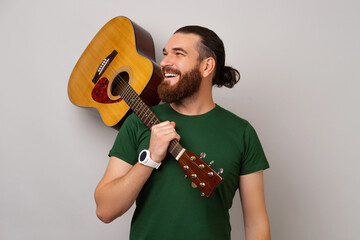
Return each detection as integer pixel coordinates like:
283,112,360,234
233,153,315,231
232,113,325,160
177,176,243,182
164,73,178,78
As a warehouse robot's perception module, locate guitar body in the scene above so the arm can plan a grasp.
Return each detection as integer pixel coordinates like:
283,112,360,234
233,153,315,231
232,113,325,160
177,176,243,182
68,16,161,129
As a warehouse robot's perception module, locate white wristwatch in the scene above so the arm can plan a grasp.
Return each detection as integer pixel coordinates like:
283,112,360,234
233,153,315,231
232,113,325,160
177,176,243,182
138,150,161,169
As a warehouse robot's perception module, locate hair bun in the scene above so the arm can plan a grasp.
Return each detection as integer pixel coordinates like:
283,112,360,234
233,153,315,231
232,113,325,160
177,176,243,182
214,66,240,88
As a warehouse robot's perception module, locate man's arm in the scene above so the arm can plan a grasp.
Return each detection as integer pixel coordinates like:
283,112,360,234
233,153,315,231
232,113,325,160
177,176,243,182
94,157,153,223
239,170,271,240
94,121,180,223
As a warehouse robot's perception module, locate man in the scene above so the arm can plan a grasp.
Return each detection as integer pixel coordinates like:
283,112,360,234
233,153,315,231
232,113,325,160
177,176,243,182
95,25,270,240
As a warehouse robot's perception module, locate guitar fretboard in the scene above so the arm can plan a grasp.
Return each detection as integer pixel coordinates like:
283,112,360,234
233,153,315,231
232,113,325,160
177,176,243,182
116,75,184,159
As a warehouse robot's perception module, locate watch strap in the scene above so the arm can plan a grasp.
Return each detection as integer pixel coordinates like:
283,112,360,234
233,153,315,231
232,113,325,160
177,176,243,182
138,150,161,169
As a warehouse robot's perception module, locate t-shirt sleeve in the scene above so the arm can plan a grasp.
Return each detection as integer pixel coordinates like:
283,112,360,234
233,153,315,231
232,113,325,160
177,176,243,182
240,123,270,175
108,114,139,165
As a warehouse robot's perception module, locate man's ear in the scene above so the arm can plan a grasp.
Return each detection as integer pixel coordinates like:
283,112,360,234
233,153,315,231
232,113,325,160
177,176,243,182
201,57,216,78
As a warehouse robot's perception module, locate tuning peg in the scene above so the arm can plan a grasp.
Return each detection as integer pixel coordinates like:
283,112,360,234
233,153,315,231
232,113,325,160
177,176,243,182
217,168,224,175
184,175,188,179
200,152,206,159
208,160,214,167
201,192,205,197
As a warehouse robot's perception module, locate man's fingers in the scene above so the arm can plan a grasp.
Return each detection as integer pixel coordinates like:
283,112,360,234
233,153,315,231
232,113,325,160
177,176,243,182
151,121,180,141
152,121,175,134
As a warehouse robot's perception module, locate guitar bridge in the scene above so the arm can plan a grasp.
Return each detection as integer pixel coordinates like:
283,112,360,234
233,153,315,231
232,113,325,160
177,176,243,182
92,50,118,84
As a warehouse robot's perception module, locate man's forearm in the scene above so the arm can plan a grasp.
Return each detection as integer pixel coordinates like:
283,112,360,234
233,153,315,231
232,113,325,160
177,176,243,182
95,162,153,223
244,221,271,240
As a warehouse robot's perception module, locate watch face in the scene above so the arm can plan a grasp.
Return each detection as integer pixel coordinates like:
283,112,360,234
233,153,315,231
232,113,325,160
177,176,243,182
139,151,147,162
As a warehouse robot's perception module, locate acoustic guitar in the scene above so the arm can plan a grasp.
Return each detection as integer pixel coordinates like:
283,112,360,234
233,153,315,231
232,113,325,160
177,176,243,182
68,16,223,197
68,16,161,129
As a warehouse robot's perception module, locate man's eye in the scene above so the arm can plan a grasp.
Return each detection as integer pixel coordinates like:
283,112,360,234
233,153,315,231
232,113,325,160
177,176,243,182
176,52,184,56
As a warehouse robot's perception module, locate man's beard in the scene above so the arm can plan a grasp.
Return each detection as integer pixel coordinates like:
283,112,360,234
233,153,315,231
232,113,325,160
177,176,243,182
158,66,202,104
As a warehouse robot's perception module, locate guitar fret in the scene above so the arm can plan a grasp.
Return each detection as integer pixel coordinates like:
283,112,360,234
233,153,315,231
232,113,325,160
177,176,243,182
120,82,160,129
143,109,151,126
169,139,182,158
140,103,147,120
148,113,156,126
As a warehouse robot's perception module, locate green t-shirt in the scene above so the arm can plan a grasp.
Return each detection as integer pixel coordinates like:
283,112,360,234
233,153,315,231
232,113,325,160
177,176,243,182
109,104,269,240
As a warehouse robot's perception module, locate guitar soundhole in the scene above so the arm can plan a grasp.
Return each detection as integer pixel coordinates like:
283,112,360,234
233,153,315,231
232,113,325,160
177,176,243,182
111,71,129,96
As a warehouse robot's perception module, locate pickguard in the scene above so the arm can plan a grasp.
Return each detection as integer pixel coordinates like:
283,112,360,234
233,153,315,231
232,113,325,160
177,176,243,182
91,78,122,104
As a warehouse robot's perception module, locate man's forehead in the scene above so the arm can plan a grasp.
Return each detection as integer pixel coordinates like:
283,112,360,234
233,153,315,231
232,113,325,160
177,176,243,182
163,33,200,52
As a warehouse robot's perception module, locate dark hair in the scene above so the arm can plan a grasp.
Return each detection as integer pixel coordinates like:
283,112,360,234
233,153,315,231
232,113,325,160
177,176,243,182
175,26,240,88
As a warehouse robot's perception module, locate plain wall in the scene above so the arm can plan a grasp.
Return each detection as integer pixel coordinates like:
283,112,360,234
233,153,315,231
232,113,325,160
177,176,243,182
1,0,359,239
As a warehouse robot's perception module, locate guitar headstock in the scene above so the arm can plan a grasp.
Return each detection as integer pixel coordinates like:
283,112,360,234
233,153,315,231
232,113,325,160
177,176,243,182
177,150,223,197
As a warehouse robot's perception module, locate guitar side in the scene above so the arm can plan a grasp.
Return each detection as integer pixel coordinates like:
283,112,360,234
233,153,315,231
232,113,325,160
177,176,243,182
68,16,161,129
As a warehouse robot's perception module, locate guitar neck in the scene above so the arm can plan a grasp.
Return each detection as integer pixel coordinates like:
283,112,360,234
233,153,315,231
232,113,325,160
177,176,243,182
118,79,184,160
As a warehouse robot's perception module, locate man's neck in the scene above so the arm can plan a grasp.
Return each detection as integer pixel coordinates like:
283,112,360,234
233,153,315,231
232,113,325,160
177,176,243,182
169,93,215,116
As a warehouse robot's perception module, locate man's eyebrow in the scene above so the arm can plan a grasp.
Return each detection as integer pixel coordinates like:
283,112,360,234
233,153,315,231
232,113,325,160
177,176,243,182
173,48,187,54
162,47,188,54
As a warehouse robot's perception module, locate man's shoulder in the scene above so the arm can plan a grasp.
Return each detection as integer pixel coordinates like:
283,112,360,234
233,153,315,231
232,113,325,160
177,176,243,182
216,105,249,127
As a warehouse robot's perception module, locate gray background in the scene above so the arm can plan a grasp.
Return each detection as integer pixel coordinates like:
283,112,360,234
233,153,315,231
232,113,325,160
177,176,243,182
1,0,359,239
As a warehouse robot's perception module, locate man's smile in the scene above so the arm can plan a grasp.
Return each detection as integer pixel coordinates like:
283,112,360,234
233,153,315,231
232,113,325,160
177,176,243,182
162,67,181,84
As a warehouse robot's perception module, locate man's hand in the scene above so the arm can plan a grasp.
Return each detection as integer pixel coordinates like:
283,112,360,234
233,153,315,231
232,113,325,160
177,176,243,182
148,121,180,163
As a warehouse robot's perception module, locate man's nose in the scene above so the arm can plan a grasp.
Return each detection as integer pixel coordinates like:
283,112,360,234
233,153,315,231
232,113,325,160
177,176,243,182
160,54,173,68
